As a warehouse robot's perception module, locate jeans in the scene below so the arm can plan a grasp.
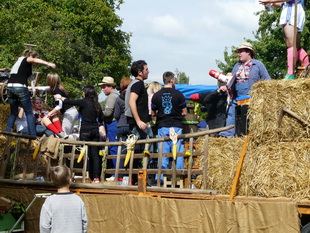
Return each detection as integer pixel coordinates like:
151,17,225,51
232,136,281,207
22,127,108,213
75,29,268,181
6,87,36,136
22,125,53,137
80,128,101,180
156,127,184,182
106,121,118,167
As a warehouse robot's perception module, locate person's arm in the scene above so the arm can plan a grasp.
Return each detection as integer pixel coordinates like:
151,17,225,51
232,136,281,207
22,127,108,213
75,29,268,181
81,202,88,233
129,92,147,130
27,57,56,69
39,204,52,233
113,99,121,121
18,108,24,119
102,94,117,117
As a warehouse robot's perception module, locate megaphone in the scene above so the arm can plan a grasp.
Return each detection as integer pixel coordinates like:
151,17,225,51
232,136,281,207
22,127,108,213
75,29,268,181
209,70,235,88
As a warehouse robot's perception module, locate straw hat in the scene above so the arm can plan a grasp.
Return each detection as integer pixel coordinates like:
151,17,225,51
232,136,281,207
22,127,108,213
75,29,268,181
98,76,116,86
236,42,256,57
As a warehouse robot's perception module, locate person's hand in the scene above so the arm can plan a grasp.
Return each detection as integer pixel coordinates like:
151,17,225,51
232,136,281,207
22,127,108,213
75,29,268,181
137,120,147,130
47,111,56,118
54,94,62,100
47,62,56,69
99,131,106,141
190,93,199,100
258,0,269,5
218,85,228,93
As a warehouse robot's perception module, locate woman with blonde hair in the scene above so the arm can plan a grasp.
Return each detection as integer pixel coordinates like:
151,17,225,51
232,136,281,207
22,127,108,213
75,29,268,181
46,73,78,136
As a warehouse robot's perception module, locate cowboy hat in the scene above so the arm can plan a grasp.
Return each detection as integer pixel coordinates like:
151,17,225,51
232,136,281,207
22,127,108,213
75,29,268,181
98,76,116,86
236,42,256,57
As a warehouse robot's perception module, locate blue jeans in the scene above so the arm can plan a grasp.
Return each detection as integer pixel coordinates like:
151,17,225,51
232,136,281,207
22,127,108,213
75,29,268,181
106,121,118,167
6,87,36,136
158,127,184,170
22,125,53,137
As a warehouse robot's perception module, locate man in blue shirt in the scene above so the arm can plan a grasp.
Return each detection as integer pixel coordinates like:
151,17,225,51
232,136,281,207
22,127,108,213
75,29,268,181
220,42,271,137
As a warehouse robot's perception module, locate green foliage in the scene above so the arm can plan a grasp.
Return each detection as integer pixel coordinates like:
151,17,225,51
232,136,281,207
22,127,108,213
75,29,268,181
0,0,131,98
216,5,309,80
175,69,189,84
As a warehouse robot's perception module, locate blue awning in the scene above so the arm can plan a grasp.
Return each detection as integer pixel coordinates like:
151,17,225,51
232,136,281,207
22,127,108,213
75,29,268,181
175,84,218,99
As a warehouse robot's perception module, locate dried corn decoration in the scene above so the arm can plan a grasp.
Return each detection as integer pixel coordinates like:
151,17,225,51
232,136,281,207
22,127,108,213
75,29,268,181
77,145,86,163
124,134,138,167
32,140,40,160
169,128,179,160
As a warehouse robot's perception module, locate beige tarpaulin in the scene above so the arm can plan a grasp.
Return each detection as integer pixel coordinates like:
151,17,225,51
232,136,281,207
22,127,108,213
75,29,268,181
0,186,300,233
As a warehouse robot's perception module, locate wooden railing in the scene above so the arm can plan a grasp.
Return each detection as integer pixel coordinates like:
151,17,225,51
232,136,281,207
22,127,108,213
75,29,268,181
0,126,233,194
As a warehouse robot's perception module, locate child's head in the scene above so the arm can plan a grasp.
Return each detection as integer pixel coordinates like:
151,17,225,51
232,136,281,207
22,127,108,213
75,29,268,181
50,165,71,188
32,97,43,110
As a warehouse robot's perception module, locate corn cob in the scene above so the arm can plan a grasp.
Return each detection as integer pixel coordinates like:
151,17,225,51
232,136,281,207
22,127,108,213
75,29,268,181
172,143,177,160
77,146,85,163
32,145,40,160
124,149,132,167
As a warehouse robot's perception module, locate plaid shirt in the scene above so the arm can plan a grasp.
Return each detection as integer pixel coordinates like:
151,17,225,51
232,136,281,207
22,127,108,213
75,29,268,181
235,60,253,84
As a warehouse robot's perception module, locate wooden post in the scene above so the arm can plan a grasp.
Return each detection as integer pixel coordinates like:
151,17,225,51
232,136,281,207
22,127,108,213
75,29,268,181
292,0,298,73
138,170,147,193
229,133,251,201
114,144,122,183
202,134,209,189
157,142,163,187
82,146,88,183
187,137,194,188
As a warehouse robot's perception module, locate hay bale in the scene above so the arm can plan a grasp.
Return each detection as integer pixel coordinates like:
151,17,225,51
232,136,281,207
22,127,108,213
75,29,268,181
239,141,310,201
249,79,310,144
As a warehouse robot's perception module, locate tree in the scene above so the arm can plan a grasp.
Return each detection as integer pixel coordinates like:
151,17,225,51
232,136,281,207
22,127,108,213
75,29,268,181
0,0,131,99
216,4,309,80
175,69,189,84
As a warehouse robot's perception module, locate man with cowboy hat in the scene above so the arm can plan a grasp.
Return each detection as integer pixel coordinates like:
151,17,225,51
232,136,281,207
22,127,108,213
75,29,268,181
99,76,119,170
219,42,271,138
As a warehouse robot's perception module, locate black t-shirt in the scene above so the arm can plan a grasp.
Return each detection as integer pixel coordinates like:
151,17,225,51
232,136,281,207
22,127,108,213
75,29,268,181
151,87,186,128
63,98,104,133
9,57,32,86
127,80,150,125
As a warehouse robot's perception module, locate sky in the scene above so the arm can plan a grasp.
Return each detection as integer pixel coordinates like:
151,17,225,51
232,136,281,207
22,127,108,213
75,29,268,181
116,0,265,86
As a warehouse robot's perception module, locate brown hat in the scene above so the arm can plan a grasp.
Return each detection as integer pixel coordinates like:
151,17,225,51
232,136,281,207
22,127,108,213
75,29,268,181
98,76,116,86
236,42,255,57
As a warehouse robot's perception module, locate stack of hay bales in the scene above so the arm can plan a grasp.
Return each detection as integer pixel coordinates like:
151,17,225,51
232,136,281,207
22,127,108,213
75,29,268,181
201,79,310,201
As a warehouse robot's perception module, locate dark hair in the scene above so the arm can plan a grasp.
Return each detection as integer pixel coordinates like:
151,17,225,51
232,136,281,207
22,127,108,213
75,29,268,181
50,165,71,188
130,60,147,77
22,49,39,58
120,77,132,91
163,71,175,84
83,85,101,116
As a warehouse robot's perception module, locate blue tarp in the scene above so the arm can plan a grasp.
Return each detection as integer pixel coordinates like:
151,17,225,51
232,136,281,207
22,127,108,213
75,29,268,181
175,84,218,99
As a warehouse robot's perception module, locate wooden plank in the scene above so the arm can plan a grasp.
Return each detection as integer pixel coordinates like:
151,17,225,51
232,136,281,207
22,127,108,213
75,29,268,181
114,145,122,182
157,142,163,187
138,170,147,193
128,149,134,186
82,145,88,183
187,137,194,188
229,133,250,201
203,134,209,189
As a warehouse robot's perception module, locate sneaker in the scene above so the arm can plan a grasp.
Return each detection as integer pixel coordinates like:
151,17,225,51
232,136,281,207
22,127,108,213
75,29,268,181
283,73,295,80
105,176,115,181
56,132,68,139
92,178,100,183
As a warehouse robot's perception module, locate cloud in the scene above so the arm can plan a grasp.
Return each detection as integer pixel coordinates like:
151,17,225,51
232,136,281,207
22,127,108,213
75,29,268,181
146,14,193,42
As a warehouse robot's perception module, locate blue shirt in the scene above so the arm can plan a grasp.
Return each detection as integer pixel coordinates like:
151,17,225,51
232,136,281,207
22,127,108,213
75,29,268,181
231,58,271,97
